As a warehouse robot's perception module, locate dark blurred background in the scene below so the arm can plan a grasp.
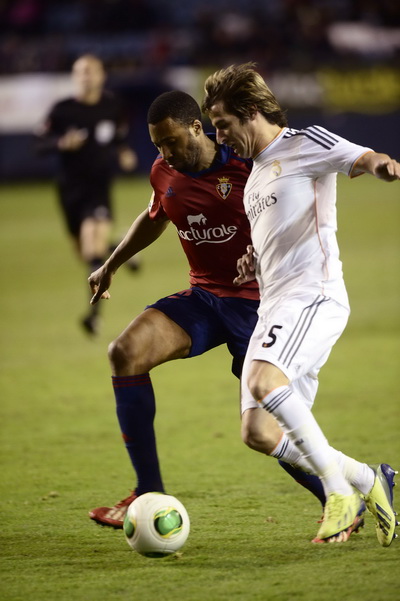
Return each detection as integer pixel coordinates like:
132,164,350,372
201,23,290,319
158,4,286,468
0,0,399,179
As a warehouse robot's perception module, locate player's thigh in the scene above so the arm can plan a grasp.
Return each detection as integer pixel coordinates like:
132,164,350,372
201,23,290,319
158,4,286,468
247,360,289,401
241,295,347,412
241,318,289,413
249,294,349,383
109,308,192,375
241,323,261,413
147,287,227,358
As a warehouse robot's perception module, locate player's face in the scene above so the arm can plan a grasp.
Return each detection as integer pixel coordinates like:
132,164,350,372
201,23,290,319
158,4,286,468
72,57,106,97
208,101,254,158
149,118,203,172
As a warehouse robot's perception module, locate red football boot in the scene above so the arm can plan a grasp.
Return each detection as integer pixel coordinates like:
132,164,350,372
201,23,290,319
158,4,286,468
89,491,137,529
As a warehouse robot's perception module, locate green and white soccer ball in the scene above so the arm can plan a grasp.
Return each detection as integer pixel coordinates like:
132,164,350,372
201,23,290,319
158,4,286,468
123,492,190,557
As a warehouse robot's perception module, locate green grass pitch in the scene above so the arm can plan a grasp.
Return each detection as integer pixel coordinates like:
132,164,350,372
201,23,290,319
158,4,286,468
0,175,399,601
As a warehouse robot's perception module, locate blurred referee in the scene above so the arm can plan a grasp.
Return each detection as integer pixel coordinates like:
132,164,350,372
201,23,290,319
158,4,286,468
36,54,138,335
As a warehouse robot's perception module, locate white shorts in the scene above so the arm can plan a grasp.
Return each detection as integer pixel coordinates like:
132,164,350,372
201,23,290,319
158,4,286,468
241,293,349,413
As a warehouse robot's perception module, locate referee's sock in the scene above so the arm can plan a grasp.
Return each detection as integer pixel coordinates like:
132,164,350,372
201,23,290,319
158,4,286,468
112,373,165,496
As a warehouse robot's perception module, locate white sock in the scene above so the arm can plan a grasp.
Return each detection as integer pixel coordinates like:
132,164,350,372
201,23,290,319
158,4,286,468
262,386,353,496
272,434,374,495
270,434,313,472
330,450,375,495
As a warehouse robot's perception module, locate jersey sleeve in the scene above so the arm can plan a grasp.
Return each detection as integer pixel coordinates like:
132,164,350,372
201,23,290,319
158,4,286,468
148,162,168,221
148,191,168,221
299,126,373,178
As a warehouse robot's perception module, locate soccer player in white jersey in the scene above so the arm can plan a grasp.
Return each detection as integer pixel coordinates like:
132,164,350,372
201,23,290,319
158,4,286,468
202,63,399,545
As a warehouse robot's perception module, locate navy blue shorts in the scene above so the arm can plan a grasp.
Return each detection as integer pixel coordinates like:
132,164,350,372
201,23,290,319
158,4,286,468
146,287,259,378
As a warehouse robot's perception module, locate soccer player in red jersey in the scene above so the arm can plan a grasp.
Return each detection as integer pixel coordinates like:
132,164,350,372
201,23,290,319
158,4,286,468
87,91,326,528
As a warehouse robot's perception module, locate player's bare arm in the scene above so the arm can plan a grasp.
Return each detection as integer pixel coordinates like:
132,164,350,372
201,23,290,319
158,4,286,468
57,128,88,151
353,151,400,182
89,208,169,304
233,245,257,286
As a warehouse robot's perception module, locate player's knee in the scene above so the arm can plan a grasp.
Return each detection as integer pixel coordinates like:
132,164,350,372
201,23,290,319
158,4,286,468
247,374,274,404
241,420,257,449
241,420,277,455
108,336,136,373
247,365,288,403
108,331,156,374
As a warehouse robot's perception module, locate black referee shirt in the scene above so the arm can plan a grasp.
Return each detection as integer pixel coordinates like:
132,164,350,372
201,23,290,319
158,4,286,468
38,91,129,182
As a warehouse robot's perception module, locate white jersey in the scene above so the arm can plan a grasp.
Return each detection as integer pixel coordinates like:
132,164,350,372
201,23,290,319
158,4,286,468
244,125,372,313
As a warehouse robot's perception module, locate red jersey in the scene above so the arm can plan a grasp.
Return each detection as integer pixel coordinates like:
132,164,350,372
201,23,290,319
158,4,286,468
149,137,259,300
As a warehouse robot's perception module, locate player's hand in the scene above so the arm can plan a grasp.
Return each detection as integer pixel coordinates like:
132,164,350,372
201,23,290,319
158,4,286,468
118,148,138,171
58,128,88,151
374,158,400,182
233,245,257,286
88,265,112,305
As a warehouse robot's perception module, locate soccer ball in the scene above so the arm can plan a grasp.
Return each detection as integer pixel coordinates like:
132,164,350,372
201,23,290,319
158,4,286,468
123,492,190,558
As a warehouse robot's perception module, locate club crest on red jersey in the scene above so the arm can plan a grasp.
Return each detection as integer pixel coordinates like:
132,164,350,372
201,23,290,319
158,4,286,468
216,176,232,200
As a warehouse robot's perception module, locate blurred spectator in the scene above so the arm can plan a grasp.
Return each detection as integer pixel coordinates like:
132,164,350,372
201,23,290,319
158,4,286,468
2,0,45,34
84,0,159,33
0,0,399,75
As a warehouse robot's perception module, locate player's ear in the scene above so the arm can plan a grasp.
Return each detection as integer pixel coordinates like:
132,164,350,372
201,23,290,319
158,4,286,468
192,119,202,136
249,106,258,121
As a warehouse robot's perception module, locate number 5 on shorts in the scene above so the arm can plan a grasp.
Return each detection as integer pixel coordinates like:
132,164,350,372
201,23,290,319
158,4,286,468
262,325,282,348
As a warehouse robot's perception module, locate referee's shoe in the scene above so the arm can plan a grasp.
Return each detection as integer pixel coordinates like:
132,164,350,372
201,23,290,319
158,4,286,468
81,314,100,336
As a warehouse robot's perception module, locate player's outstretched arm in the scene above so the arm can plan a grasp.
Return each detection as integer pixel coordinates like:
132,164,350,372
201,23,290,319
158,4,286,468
233,245,257,286
353,151,400,182
89,208,169,304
